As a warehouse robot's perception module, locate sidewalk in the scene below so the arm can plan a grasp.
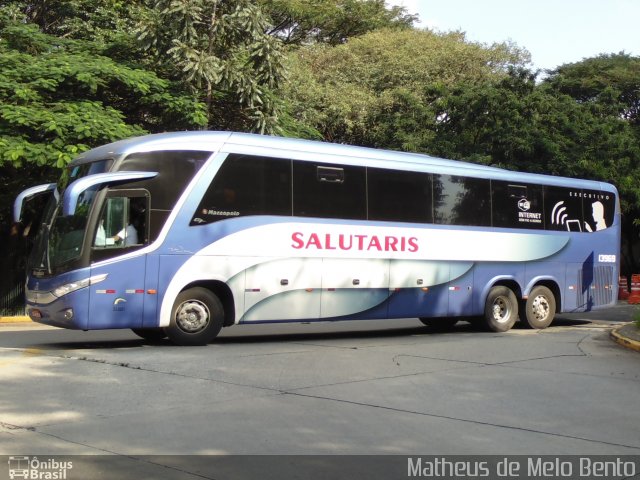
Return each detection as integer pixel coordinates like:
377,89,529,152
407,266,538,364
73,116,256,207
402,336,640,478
610,323,640,353
0,315,31,323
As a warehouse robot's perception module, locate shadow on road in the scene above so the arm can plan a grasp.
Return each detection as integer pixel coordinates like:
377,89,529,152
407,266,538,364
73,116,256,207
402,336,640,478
7,301,634,351
10,316,609,352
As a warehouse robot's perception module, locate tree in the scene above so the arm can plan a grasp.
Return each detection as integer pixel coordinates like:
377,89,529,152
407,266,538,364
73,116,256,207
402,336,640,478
545,53,640,128
0,22,205,169
259,0,417,45
137,0,287,134
1,0,146,43
0,19,206,231
432,68,639,178
280,28,530,146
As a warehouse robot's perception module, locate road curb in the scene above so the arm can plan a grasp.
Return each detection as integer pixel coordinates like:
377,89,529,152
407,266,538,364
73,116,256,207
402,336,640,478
610,324,640,353
0,316,31,324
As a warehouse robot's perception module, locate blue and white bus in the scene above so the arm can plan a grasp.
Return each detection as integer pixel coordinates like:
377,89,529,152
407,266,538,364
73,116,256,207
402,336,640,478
14,132,620,345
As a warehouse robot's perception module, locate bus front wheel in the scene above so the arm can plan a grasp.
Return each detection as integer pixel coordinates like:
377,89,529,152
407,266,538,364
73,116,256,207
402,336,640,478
483,286,518,332
165,287,224,346
521,286,556,329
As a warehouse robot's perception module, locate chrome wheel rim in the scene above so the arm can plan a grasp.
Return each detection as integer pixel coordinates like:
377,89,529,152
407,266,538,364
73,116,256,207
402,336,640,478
492,296,511,323
175,300,210,333
531,295,550,322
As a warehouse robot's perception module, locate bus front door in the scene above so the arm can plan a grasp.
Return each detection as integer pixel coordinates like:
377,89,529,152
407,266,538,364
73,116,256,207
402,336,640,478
88,193,150,329
88,256,148,329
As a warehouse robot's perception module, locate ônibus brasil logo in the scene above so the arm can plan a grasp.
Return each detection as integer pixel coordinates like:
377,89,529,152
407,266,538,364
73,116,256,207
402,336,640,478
8,456,73,479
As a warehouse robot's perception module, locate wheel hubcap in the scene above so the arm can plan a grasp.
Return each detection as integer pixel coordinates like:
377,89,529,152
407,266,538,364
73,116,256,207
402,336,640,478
175,300,210,333
492,296,511,323
531,295,550,321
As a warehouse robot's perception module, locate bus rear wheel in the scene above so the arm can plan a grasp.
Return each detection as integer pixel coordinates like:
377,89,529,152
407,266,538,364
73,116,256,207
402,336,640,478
521,286,556,329
165,287,223,346
483,286,518,332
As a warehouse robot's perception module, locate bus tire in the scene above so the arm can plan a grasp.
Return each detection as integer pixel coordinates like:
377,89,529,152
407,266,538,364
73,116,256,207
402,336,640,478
522,286,556,329
131,328,167,341
484,286,518,332
419,318,458,331
165,287,223,346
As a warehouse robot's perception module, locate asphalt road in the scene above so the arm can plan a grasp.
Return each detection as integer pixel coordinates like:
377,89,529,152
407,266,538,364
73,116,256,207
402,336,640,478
0,304,638,479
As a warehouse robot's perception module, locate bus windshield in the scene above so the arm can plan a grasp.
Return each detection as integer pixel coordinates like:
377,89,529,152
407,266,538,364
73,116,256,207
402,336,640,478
29,160,112,276
47,186,99,269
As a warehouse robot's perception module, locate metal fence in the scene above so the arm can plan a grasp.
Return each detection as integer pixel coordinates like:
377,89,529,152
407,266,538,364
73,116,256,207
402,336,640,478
0,232,27,316
0,279,25,316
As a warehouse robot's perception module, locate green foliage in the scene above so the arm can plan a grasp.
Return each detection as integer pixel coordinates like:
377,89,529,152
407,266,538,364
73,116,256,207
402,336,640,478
1,0,147,44
137,0,287,133
281,28,530,145
545,53,640,128
432,68,640,183
0,21,206,169
259,0,417,45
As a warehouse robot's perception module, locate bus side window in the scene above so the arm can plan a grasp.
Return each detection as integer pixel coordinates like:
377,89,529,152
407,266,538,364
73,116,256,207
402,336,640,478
94,195,148,249
191,154,292,225
368,168,433,223
434,175,491,227
544,186,584,232
582,189,615,232
293,161,366,220
491,181,544,229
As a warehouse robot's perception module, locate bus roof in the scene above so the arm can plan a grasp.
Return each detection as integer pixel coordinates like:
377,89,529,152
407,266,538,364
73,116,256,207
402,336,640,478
70,131,616,193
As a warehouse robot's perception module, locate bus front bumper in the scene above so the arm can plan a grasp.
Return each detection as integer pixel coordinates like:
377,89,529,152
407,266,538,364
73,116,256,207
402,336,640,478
25,271,108,329
26,285,91,330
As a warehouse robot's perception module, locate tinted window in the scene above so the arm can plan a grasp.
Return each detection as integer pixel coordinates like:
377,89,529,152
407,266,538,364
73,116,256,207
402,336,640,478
60,159,112,190
120,150,210,211
293,161,366,220
368,168,432,223
581,189,616,232
192,154,292,225
544,186,584,232
492,181,544,229
434,175,491,226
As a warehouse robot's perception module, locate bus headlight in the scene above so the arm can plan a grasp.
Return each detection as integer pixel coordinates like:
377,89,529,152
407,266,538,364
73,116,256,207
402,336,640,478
52,274,108,298
53,279,91,297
